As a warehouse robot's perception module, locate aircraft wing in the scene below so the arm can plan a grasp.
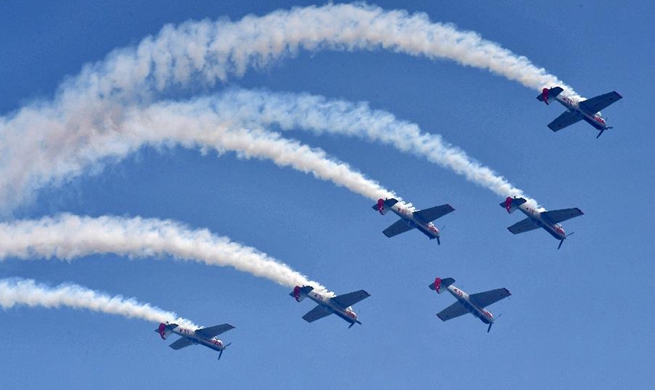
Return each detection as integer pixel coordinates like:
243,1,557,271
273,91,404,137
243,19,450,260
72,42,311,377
302,305,333,323
470,288,511,308
436,301,470,322
413,204,455,223
541,208,584,224
579,91,622,114
548,111,582,132
169,337,195,350
331,290,370,308
507,217,540,234
195,324,235,339
382,219,414,238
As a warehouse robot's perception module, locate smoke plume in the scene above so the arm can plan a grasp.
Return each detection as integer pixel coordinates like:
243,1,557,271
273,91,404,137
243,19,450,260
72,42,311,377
0,214,330,294
0,277,197,328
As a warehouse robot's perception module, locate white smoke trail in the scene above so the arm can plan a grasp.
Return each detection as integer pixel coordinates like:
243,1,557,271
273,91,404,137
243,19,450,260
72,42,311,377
59,3,578,103
0,214,330,294
132,101,396,201
0,277,197,328
0,96,395,211
0,88,531,211
2,2,565,209
203,89,540,207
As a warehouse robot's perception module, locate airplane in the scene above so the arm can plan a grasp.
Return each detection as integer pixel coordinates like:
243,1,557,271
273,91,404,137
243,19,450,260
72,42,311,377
290,285,370,328
372,198,454,244
538,86,622,138
156,322,234,360
501,196,583,249
428,277,510,333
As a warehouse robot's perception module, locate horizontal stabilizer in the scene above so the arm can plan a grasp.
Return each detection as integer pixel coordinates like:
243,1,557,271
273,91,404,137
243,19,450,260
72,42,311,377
413,204,455,223
537,86,564,102
500,197,527,213
428,277,455,291
371,198,399,211
331,290,370,308
195,324,235,339
289,285,314,299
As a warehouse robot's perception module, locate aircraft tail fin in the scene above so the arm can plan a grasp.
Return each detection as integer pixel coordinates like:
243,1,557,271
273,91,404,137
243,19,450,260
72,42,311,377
372,198,398,215
290,286,314,302
537,86,564,105
500,197,527,214
428,277,455,293
155,322,177,340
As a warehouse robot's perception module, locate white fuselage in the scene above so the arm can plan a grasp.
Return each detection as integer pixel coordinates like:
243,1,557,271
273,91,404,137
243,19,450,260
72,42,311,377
389,202,440,239
555,95,608,131
306,290,358,325
446,284,494,325
168,325,226,353
517,203,566,240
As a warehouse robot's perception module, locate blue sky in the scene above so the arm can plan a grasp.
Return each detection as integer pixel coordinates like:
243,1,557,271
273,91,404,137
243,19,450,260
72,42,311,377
1,1,653,389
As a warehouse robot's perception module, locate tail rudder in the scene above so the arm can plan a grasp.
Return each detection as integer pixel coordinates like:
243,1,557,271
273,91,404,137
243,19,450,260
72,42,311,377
156,323,176,340
537,86,564,105
429,277,455,293
372,198,398,215
376,199,386,215
500,197,526,214
290,286,313,302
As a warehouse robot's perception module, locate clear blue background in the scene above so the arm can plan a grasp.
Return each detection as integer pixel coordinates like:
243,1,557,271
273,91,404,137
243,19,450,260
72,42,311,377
0,1,652,389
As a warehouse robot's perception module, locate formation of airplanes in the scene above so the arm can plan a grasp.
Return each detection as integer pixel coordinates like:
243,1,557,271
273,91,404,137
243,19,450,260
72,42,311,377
153,84,621,359
538,86,622,138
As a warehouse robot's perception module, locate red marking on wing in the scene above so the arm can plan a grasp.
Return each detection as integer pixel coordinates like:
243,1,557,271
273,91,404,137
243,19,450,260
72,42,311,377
377,199,385,215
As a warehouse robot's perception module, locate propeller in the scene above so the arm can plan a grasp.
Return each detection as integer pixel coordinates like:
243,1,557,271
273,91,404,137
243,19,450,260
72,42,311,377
558,232,575,250
218,343,231,360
